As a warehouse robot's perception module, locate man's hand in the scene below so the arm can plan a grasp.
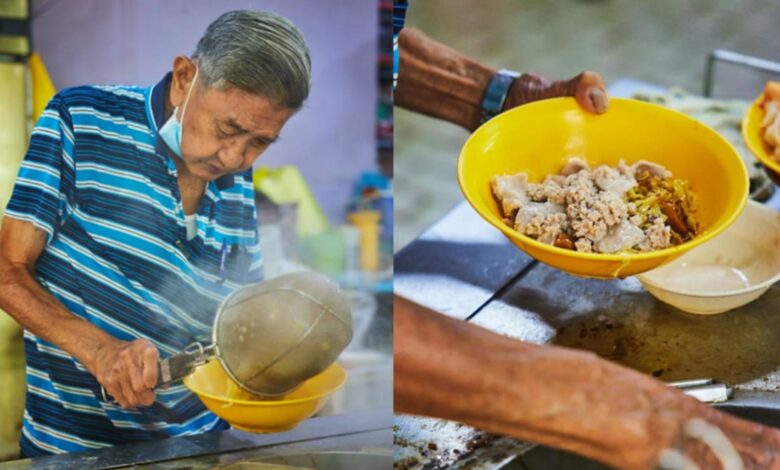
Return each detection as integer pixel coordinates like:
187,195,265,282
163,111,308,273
0,217,162,410
395,295,780,469
92,338,159,409
505,71,608,114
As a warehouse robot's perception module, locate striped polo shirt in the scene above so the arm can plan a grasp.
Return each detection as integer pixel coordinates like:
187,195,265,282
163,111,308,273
6,73,263,456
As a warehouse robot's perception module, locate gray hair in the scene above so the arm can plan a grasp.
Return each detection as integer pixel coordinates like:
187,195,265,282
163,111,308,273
193,10,311,110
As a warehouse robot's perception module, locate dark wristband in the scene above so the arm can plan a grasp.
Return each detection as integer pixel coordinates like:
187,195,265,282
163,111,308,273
480,69,521,124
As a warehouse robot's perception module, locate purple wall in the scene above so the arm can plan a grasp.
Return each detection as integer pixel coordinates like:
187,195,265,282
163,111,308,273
30,0,378,222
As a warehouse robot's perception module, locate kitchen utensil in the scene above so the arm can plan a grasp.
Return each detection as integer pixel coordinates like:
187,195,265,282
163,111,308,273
184,360,346,433
670,378,733,403
103,271,353,400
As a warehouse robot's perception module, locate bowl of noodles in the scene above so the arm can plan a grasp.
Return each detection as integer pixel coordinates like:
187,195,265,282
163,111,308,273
458,97,749,278
184,360,346,433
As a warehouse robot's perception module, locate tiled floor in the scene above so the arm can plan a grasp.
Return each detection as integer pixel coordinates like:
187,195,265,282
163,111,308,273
395,0,780,250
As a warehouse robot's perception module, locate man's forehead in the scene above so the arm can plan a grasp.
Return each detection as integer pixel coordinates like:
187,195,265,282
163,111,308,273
203,87,291,135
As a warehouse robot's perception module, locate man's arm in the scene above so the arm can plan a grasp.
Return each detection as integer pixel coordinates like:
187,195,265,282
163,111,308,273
394,27,607,131
394,295,780,469
0,217,159,409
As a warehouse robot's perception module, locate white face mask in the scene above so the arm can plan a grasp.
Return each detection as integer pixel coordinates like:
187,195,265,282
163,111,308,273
159,66,199,157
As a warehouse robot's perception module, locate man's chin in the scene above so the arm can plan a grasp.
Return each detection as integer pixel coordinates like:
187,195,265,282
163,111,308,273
190,163,225,181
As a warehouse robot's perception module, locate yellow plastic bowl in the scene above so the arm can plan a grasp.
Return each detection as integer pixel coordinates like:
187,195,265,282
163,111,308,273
184,361,346,433
458,97,749,279
742,95,780,186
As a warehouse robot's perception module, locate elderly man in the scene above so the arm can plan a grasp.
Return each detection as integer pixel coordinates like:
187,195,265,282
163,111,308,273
0,10,310,456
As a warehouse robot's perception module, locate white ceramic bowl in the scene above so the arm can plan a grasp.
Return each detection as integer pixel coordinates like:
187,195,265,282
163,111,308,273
637,200,780,315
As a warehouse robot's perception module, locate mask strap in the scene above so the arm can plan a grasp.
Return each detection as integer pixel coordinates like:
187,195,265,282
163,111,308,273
178,65,199,124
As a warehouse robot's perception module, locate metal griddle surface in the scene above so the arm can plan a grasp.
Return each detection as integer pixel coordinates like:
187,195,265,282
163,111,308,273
394,197,780,469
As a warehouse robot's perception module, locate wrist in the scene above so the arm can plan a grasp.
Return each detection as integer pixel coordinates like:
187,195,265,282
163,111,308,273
395,27,496,131
72,326,117,374
480,69,521,125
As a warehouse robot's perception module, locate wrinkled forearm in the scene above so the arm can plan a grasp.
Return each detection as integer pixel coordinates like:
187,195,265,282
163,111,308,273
394,27,494,131
394,295,780,469
0,259,112,373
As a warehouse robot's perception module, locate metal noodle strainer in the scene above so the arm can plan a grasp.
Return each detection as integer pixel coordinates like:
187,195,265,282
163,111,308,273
102,271,353,401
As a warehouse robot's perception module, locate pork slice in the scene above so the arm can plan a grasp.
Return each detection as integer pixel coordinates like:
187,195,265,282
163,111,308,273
631,160,672,179
596,220,646,253
490,173,529,217
764,111,780,148
764,81,780,103
515,202,565,230
761,101,780,129
593,164,637,196
560,157,591,176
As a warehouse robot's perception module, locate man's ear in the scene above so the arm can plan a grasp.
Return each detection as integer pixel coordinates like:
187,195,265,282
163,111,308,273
170,56,197,108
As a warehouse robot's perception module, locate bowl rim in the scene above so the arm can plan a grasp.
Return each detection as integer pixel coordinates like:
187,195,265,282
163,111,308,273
742,94,780,175
183,362,347,406
636,200,780,297
457,96,750,265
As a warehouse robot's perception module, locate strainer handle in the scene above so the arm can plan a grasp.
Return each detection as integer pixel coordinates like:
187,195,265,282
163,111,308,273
157,342,213,387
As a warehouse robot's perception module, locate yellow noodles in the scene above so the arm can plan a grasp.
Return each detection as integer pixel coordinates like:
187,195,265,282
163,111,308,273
625,171,699,246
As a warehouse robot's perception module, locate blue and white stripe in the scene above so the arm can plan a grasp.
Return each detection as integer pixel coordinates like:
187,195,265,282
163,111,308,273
393,0,408,90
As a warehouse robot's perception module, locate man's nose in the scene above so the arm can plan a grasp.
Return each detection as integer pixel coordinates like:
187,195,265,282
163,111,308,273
219,139,245,169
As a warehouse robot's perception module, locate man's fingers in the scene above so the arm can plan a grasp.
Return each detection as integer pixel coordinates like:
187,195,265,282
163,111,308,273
141,389,156,406
104,380,124,408
140,345,159,389
94,339,159,407
120,370,154,408
110,367,132,408
107,375,131,409
118,346,142,408
118,371,136,409
575,71,608,114
519,71,608,114
579,87,608,114
127,341,158,407
128,356,148,396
